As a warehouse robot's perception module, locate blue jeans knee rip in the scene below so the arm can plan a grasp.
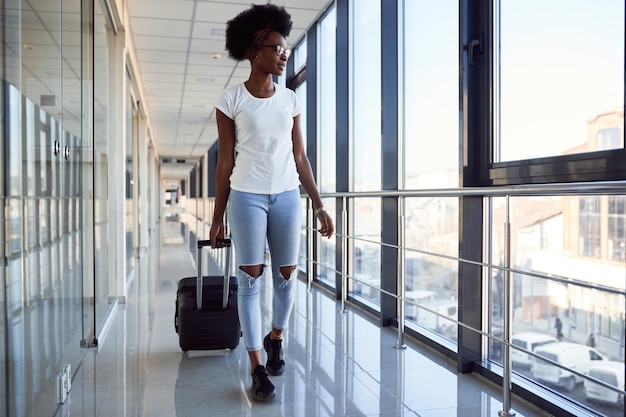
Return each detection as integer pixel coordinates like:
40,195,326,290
277,266,297,289
239,265,264,288
239,264,296,288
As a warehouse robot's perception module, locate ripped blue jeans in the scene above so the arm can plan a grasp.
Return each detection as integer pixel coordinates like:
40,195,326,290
228,189,301,352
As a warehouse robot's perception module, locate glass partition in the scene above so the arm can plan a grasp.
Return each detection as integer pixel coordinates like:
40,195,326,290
126,88,136,278
93,0,114,331
2,0,90,414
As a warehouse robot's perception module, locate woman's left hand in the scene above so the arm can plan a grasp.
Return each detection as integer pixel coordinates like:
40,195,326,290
317,211,335,238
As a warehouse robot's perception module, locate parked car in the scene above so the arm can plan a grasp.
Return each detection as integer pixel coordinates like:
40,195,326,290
511,332,558,368
584,361,625,406
405,291,457,336
531,342,605,391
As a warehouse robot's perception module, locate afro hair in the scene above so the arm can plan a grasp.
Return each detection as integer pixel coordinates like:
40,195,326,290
224,4,293,61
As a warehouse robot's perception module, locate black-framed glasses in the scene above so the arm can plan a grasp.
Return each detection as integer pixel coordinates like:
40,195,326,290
261,44,291,58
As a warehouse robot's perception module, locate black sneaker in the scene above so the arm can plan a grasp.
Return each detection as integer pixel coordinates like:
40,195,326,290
251,365,276,401
263,333,285,376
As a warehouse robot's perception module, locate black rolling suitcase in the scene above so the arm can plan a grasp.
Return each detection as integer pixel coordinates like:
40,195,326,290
174,239,240,351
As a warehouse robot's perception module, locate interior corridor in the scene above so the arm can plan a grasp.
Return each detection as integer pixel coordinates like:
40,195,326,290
49,214,553,417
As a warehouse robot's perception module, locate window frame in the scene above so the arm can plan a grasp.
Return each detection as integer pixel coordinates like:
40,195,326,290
465,1,626,187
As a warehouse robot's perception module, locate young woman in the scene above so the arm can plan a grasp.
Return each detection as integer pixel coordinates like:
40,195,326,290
210,4,334,401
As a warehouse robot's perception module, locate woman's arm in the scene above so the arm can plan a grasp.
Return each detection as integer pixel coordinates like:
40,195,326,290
210,109,236,245
292,114,334,238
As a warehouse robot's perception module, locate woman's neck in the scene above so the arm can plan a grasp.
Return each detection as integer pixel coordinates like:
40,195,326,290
245,74,275,98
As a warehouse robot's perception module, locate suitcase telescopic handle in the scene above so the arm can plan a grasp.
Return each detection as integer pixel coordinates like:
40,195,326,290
196,239,232,310
197,239,231,249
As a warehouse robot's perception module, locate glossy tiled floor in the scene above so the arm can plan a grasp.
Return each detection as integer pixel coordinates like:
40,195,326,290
59,220,553,417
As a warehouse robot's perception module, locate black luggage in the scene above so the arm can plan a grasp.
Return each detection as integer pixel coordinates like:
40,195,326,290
174,239,240,351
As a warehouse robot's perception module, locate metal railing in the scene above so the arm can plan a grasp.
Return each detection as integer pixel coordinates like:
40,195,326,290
306,181,626,417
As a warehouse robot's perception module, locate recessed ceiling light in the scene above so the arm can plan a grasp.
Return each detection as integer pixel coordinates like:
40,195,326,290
211,28,225,36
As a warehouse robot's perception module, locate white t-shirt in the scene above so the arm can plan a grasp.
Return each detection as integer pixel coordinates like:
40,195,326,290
215,82,301,194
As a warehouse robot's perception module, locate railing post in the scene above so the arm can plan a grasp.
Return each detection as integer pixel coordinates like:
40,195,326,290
307,199,313,292
395,196,406,349
499,195,516,416
340,196,348,313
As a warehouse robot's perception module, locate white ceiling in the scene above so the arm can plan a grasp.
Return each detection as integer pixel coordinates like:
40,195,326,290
125,0,331,179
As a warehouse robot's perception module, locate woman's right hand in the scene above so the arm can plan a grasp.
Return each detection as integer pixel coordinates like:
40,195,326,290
209,219,226,248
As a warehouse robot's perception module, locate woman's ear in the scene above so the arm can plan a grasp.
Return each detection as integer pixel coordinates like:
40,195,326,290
247,47,259,62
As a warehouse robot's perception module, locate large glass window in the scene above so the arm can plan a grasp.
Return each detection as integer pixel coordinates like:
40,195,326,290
351,0,381,192
608,196,626,262
296,80,307,149
350,0,381,307
404,196,459,341
401,0,459,190
490,195,625,413
318,7,336,195
496,0,625,162
579,196,601,258
401,0,459,341
317,7,337,288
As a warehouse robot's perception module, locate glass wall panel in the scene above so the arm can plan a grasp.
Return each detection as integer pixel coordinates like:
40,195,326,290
489,195,625,414
401,0,459,190
93,0,113,331
496,0,625,162
404,197,459,342
126,89,136,277
317,7,337,288
318,7,336,194
293,38,307,73
350,197,381,308
299,198,308,273
401,0,459,343
351,0,381,191
348,1,382,307
296,80,307,148
2,0,89,414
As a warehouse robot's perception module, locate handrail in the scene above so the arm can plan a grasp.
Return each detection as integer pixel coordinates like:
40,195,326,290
317,180,626,199
307,227,626,297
